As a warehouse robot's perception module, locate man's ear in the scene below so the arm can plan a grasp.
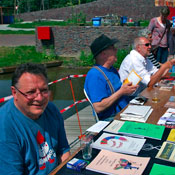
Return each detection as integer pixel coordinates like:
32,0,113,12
11,86,16,97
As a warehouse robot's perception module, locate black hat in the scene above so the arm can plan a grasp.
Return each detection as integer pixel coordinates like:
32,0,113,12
90,34,118,58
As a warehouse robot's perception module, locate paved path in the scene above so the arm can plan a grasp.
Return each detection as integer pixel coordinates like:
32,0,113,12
0,24,35,46
0,24,34,31
0,34,35,46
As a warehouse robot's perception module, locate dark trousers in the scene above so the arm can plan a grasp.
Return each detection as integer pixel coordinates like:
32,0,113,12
156,47,168,63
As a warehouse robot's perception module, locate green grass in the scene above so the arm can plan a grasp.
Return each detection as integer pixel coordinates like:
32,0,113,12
0,30,35,34
8,20,92,29
9,21,68,28
0,46,131,68
0,46,61,67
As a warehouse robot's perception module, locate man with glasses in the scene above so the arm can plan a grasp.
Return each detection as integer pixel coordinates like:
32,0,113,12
0,63,70,174
119,37,175,95
84,34,138,121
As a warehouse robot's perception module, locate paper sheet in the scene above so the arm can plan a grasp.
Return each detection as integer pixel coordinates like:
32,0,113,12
86,121,110,133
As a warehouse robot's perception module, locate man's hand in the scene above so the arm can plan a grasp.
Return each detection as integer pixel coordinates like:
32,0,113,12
120,82,138,95
169,59,175,66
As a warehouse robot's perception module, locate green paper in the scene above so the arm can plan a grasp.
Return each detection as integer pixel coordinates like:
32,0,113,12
118,121,165,140
170,73,175,77
149,163,175,175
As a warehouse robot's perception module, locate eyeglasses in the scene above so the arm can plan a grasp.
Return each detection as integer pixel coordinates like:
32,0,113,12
14,86,49,100
140,43,151,47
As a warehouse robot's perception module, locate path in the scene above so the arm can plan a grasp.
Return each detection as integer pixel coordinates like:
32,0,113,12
0,34,35,46
0,24,35,46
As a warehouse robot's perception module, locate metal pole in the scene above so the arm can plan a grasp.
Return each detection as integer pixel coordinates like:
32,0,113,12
14,0,16,16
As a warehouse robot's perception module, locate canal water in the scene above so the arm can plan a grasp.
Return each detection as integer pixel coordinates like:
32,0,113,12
0,66,90,119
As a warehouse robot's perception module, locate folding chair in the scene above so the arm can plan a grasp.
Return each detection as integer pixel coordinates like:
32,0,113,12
83,89,99,123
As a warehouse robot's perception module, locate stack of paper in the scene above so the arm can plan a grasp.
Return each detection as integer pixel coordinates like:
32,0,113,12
92,132,146,155
120,105,153,122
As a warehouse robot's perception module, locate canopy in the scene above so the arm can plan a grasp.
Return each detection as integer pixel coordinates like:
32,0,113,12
155,0,175,7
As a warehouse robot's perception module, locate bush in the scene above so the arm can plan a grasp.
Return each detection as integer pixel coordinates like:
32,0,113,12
79,50,94,66
79,48,131,68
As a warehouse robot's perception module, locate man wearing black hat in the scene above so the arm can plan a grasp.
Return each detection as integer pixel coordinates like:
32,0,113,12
84,34,138,121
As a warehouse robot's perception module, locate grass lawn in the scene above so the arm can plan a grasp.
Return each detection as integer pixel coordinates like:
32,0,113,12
0,30,35,34
0,46,61,68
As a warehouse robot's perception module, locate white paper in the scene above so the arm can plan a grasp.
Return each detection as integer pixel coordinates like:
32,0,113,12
103,120,124,134
157,108,175,125
127,71,141,85
86,121,110,133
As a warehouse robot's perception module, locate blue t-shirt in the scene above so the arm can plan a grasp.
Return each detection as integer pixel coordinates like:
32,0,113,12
84,65,129,120
0,99,70,175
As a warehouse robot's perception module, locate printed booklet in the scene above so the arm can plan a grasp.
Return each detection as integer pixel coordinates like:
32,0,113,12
118,121,165,140
86,149,150,175
92,132,146,155
156,141,175,162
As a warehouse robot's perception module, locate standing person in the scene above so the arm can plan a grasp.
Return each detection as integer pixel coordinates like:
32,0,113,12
138,28,161,68
84,34,138,121
119,37,175,95
148,6,171,63
168,27,175,56
0,63,70,174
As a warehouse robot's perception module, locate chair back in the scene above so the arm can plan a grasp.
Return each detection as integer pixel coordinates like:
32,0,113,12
83,89,99,122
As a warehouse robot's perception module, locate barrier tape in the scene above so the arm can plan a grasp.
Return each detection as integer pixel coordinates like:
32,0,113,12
60,98,88,113
0,74,87,103
0,95,13,103
48,74,86,85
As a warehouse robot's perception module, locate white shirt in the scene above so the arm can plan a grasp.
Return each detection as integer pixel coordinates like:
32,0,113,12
119,50,158,94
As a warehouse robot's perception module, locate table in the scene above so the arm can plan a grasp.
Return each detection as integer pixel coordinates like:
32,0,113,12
49,87,175,175
115,86,175,124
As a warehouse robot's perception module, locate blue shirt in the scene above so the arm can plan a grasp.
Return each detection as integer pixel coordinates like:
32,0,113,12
84,65,129,120
0,99,70,175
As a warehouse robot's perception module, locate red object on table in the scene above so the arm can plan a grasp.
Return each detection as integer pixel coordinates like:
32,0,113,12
37,26,50,40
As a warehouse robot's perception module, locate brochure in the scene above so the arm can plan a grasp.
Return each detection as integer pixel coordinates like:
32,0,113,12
157,108,175,128
164,96,175,108
166,129,175,143
123,69,142,85
92,132,146,155
86,121,110,133
118,121,165,140
86,149,150,175
103,120,125,134
149,163,175,175
156,141,175,162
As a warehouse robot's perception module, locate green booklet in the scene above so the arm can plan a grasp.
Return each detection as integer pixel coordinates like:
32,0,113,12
118,121,165,140
149,163,175,175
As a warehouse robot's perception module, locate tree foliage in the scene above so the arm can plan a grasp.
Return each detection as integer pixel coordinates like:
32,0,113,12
0,0,97,14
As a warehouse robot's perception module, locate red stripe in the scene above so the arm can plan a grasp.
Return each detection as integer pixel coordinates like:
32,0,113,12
0,98,5,103
52,80,58,83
